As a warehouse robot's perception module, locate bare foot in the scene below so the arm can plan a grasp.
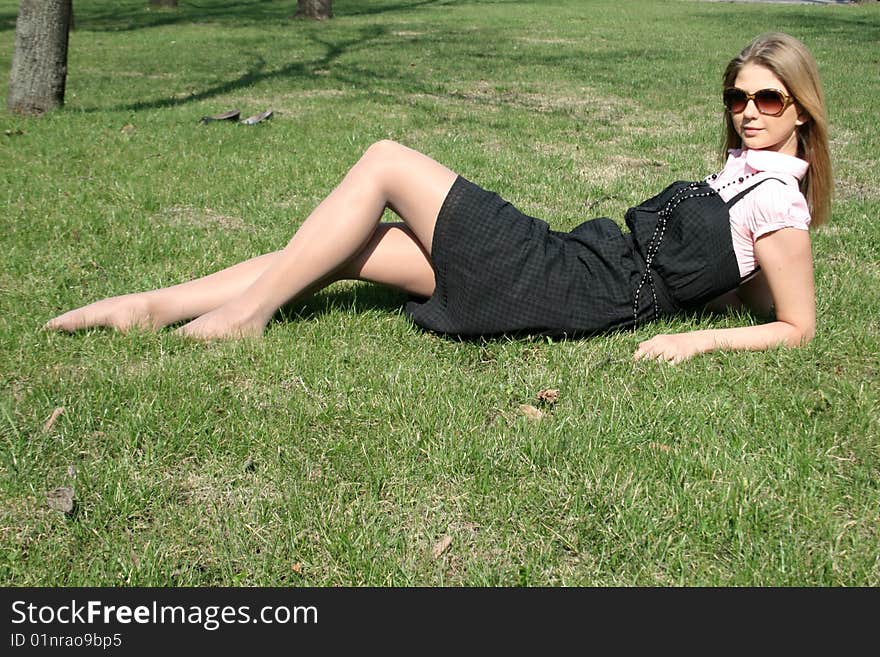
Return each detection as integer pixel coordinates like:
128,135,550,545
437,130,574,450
44,294,160,333
174,301,266,340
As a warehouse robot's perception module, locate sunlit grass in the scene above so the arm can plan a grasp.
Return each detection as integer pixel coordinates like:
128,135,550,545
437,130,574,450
1,0,878,586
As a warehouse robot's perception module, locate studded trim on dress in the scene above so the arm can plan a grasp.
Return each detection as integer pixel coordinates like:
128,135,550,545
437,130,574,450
705,171,758,192
632,183,718,326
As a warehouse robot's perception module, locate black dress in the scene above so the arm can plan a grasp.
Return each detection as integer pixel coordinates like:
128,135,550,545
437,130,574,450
404,175,774,338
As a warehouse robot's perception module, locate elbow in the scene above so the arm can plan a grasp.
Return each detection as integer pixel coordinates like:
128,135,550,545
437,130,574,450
785,322,815,347
798,328,815,347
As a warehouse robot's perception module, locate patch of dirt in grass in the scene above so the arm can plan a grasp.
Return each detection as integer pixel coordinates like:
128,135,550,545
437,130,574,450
611,155,668,170
156,206,248,231
176,465,283,510
834,179,880,202
78,68,176,80
383,480,511,584
298,89,348,98
246,88,348,101
155,464,288,580
585,154,669,186
406,91,500,114
829,126,858,149
408,81,629,121
240,89,349,115
0,270,18,295
528,146,669,188
516,36,579,46
0,496,42,534
0,495,63,569
116,71,177,80
476,80,626,117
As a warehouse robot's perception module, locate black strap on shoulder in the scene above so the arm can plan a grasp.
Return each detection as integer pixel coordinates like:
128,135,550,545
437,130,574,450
725,176,788,209
727,176,789,280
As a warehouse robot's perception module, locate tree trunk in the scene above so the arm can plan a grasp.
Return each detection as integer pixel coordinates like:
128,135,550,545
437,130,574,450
7,0,72,116
296,0,332,20
149,0,178,7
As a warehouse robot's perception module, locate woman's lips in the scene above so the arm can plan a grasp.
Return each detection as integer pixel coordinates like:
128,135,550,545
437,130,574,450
743,126,762,136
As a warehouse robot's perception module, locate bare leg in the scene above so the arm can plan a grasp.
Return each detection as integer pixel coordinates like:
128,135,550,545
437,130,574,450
177,140,456,339
339,222,435,297
44,252,279,332
44,224,438,333
45,140,448,334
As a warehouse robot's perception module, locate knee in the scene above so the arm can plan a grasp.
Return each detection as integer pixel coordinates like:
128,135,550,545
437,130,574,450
358,139,404,187
362,139,404,167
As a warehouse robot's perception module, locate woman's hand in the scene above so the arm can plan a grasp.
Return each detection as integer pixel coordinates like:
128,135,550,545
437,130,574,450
633,332,711,364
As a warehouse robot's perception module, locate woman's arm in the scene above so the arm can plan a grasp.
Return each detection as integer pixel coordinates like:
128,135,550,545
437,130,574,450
736,269,776,318
703,270,775,317
702,289,744,313
633,227,815,363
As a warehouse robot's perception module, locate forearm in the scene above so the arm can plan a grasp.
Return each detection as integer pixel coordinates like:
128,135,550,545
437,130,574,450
692,321,814,354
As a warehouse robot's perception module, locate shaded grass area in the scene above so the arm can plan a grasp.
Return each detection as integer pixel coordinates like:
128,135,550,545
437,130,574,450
1,0,878,585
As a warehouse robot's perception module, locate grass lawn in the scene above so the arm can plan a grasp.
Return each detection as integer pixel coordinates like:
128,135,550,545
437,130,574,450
1,0,878,586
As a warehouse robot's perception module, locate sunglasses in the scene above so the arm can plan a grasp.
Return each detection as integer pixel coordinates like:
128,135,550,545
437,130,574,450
723,87,795,117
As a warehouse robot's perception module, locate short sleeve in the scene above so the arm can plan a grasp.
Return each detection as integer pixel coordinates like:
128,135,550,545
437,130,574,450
746,179,812,241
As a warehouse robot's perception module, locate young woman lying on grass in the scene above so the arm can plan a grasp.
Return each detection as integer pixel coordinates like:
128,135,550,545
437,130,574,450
46,32,832,365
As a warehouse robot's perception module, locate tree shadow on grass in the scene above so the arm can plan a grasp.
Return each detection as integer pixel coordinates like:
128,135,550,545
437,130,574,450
339,0,470,18
273,282,765,347
14,0,456,34
95,21,645,118
0,11,15,32
273,281,411,326
97,23,389,113
0,0,531,34
272,282,575,345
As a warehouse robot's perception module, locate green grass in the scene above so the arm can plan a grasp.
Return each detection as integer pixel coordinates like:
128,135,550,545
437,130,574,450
1,0,878,586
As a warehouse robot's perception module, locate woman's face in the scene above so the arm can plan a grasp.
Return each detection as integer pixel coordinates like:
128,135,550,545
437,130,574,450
731,63,805,157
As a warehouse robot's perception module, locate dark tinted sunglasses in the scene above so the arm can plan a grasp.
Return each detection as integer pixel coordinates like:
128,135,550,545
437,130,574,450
723,87,795,117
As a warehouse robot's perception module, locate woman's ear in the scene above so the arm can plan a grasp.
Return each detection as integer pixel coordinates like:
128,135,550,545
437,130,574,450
795,106,810,127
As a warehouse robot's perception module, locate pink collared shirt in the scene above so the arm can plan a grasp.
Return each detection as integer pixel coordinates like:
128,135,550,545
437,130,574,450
706,148,811,278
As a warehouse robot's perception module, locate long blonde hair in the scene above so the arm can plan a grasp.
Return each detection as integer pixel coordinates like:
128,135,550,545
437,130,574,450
722,33,832,227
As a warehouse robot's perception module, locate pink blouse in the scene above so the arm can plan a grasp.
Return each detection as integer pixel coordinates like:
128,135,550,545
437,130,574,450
706,148,811,278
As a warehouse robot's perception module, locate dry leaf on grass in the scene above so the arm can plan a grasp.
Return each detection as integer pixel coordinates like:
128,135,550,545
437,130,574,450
432,535,453,559
517,404,544,421
42,407,65,433
536,388,560,405
120,123,136,134
292,562,303,575
47,486,76,515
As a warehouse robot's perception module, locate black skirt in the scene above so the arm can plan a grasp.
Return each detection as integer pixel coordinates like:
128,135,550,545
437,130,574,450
404,176,662,338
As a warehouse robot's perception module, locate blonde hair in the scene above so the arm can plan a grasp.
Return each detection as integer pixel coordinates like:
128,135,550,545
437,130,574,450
722,33,832,227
